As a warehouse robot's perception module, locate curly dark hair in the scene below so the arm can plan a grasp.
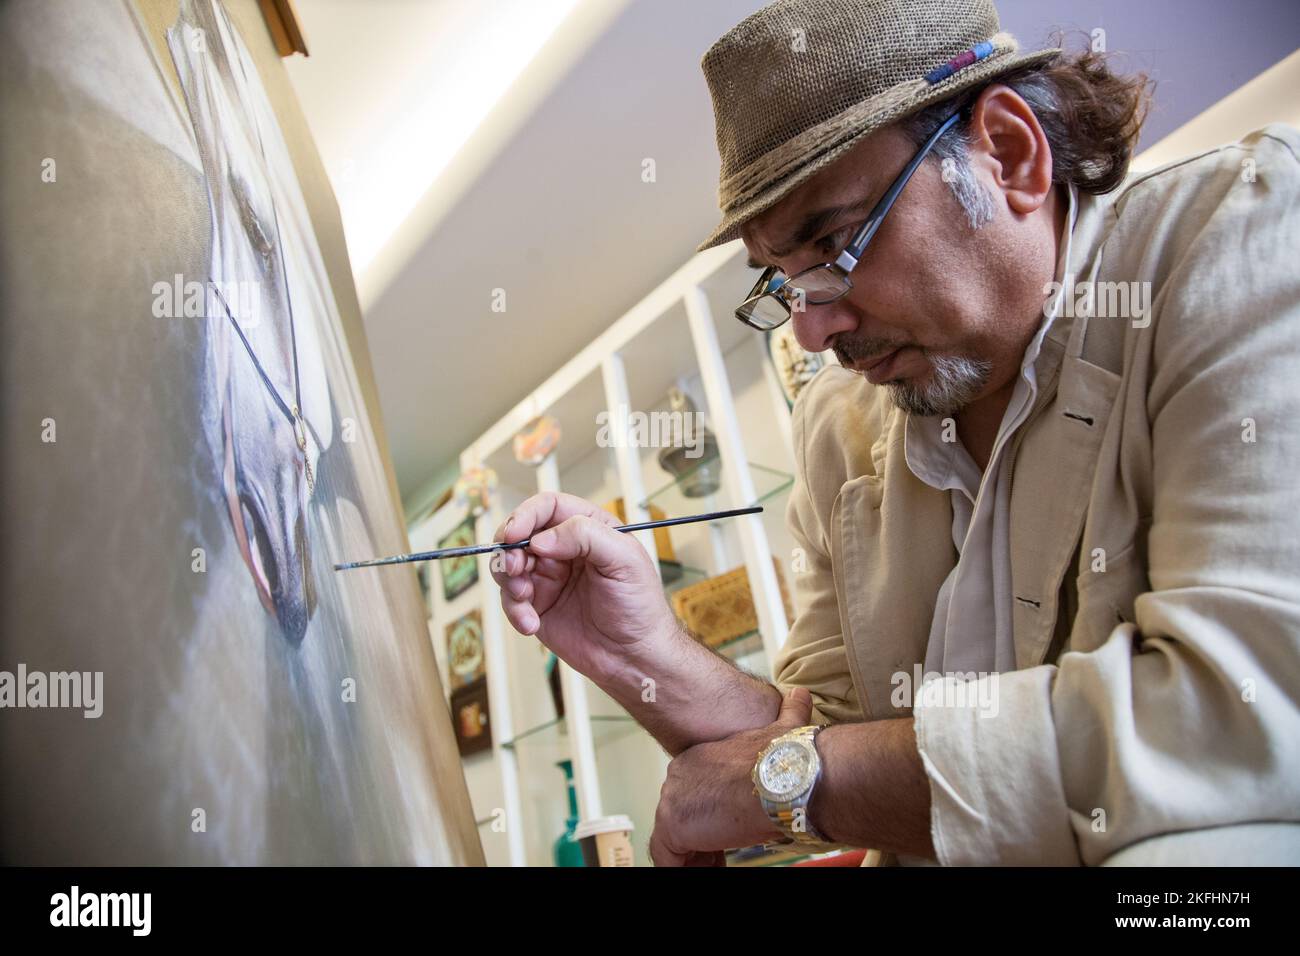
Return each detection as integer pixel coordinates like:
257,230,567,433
902,36,1154,202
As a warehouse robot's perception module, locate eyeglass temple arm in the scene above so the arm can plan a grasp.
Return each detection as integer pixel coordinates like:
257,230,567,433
833,109,964,274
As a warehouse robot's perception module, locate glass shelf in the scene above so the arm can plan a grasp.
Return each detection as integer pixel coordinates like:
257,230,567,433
501,714,643,752
661,561,707,595
639,459,793,517
710,628,764,659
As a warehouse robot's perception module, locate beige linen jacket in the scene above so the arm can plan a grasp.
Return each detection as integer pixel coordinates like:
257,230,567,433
772,125,1300,865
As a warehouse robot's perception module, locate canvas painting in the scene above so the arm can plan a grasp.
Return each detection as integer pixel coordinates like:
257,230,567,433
0,0,483,864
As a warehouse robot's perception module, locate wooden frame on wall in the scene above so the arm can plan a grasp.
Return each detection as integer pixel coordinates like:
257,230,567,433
257,0,308,57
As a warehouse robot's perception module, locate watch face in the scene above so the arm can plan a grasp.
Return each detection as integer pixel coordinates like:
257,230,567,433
758,740,814,799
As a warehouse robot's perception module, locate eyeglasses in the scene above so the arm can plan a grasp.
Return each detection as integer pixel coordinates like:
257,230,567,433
735,109,964,331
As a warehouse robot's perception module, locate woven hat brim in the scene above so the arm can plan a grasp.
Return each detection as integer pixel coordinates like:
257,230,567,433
696,46,1061,253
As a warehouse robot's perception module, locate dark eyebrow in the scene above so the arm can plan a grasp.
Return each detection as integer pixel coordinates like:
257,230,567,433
745,194,875,270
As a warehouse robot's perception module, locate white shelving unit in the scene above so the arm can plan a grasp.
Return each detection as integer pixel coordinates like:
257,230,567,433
417,240,831,866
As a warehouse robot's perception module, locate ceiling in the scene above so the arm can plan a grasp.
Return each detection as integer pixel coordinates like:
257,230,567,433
283,0,1300,505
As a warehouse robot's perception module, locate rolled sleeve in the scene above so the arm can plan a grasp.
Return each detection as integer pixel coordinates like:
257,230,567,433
913,667,1079,864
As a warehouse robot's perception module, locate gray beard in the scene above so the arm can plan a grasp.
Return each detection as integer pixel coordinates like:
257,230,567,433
884,352,992,417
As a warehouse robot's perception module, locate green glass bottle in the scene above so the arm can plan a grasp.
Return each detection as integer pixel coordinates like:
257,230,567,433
552,759,585,867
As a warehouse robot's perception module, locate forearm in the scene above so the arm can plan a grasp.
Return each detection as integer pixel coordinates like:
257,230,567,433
601,621,782,756
808,718,936,859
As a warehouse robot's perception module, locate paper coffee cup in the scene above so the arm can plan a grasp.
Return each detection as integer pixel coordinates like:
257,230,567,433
574,815,635,867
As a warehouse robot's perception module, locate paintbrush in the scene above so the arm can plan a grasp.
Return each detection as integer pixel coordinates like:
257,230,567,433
333,505,765,570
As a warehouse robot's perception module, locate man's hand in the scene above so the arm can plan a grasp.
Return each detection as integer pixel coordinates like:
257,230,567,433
490,491,789,757
649,686,816,866
490,492,682,683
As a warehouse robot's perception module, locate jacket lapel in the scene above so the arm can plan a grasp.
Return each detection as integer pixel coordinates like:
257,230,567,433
1008,313,1122,668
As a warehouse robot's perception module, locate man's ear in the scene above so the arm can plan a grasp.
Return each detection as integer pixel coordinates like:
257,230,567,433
965,83,1054,217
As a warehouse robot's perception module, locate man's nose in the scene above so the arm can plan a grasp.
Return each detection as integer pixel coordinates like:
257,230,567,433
790,297,860,354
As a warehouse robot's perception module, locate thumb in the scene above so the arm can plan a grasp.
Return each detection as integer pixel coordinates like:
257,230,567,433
777,685,814,728
526,514,635,576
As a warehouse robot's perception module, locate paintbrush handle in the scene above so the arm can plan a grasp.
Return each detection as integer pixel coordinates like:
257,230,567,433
334,505,763,570
613,505,763,535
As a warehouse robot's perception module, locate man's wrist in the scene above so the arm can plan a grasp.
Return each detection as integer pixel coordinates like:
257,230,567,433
603,618,785,756
806,723,839,845
802,719,937,858
601,613,689,693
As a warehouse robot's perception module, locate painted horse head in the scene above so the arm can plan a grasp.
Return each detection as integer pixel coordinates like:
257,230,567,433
170,0,333,646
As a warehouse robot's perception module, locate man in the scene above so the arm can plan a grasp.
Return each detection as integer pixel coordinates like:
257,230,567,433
491,0,1300,865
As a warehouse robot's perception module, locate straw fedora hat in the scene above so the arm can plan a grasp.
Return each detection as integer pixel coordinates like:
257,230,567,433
697,0,1059,251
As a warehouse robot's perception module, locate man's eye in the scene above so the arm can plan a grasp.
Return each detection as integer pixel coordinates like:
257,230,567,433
815,225,853,255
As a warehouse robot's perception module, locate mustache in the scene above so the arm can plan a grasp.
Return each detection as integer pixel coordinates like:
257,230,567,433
832,335,915,367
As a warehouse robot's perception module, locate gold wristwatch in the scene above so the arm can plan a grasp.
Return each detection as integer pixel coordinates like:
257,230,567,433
752,724,833,846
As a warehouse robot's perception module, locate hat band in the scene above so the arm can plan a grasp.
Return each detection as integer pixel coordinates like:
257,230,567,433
717,32,1018,212
925,40,996,84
